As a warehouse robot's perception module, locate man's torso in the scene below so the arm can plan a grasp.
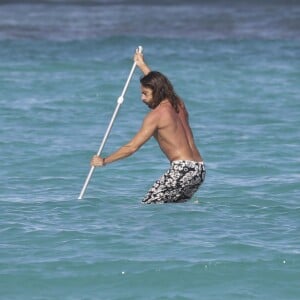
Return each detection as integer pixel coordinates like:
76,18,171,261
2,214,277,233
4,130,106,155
151,100,203,162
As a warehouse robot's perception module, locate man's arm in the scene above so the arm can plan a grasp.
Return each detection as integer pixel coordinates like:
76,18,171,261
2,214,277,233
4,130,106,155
134,51,151,75
91,112,158,167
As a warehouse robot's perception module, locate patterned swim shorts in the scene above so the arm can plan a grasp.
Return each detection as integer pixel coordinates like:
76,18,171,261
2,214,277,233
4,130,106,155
142,160,206,204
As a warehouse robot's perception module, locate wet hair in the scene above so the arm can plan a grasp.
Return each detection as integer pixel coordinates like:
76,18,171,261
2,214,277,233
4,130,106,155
140,71,181,112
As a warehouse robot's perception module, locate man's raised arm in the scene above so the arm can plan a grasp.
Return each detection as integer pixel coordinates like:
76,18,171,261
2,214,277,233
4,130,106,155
134,51,151,75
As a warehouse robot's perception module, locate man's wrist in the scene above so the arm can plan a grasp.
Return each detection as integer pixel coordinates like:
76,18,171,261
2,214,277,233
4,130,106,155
103,158,106,166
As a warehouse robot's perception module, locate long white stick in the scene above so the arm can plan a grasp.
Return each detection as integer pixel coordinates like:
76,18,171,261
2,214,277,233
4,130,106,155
78,46,143,200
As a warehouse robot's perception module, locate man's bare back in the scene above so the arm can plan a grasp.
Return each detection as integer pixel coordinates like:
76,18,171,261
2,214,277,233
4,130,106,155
151,100,203,163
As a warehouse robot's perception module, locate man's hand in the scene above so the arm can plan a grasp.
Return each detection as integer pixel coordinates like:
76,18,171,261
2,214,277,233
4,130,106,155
134,51,151,75
90,155,105,167
134,51,145,66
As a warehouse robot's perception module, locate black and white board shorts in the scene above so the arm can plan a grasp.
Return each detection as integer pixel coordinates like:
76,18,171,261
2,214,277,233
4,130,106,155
142,160,206,204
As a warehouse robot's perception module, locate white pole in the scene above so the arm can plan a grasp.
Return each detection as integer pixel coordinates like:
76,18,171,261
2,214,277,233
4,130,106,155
78,46,143,200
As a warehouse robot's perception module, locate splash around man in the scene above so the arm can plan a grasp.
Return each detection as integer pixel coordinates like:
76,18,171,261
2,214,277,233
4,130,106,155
91,50,205,203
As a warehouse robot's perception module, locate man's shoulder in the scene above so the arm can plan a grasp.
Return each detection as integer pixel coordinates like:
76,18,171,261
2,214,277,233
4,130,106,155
148,105,164,116
143,108,161,124
143,106,169,128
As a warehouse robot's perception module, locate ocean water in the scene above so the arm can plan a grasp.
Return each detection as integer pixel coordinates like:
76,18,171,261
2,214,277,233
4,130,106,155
1,1,300,299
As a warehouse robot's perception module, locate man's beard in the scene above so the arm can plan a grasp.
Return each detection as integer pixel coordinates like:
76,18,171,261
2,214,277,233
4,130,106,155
143,100,157,110
143,100,155,109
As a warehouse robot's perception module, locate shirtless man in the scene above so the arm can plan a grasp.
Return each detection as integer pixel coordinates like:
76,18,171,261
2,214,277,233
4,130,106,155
91,51,205,203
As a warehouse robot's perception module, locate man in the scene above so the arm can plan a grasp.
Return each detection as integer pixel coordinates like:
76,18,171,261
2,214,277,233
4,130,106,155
91,51,205,203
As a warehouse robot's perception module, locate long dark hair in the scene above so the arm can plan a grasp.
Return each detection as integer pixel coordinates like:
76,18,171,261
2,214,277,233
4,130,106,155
140,71,181,112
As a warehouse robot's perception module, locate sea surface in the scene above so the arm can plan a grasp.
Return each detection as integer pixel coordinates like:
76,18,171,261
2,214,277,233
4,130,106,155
0,1,299,299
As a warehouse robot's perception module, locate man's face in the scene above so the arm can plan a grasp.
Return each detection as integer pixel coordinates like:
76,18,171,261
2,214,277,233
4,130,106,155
141,86,154,108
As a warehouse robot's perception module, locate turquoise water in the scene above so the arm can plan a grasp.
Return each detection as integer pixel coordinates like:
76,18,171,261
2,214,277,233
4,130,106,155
1,2,300,299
